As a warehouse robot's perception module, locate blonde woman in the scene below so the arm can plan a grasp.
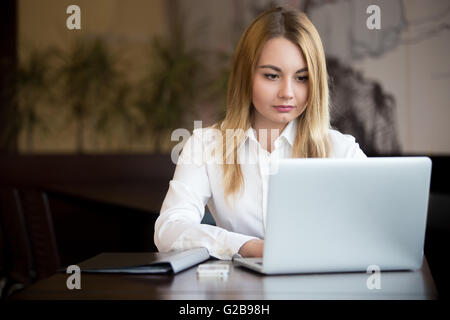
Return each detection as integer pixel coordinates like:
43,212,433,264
154,6,366,260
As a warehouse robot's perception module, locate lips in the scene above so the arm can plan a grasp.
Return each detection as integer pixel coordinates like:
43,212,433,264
274,105,295,112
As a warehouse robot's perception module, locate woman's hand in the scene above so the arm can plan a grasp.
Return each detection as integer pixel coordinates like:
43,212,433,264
238,239,264,258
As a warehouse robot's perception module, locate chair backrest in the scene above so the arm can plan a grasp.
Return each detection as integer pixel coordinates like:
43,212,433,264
0,187,35,286
0,187,61,297
0,211,9,299
18,189,61,280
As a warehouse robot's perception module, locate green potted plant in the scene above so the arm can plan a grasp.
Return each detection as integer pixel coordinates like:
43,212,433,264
16,48,56,152
56,37,123,153
134,33,207,153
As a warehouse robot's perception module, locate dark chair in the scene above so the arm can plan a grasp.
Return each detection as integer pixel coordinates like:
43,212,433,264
0,187,61,299
0,218,9,299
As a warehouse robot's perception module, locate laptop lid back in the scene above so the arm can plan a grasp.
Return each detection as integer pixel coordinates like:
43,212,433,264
263,157,431,274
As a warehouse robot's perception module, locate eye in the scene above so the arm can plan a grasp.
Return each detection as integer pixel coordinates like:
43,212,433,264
297,76,309,82
264,73,279,80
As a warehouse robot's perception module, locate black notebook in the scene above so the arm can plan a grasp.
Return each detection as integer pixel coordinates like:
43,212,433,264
75,248,210,274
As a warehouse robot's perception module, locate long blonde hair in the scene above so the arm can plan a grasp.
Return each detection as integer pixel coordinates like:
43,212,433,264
213,6,331,205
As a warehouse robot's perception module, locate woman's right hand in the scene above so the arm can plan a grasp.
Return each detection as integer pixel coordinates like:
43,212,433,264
238,239,264,258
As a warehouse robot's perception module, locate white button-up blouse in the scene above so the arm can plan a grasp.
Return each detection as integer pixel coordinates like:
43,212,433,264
154,118,367,260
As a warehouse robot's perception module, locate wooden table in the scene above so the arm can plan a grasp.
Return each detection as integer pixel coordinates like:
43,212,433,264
12,257,438,300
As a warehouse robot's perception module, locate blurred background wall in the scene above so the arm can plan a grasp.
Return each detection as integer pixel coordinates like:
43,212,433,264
1,0,448,155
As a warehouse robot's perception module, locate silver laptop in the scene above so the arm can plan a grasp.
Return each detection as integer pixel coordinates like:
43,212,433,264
233,157,432,274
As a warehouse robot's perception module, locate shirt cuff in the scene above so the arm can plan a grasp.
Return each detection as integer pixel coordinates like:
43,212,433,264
211,231,259,260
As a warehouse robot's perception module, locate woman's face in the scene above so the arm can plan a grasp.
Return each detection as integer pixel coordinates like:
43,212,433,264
252,36,309,131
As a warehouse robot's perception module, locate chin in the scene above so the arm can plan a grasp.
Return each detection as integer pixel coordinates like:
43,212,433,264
275,115,294,123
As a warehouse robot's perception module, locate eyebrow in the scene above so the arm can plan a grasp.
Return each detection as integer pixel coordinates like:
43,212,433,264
259,64,308,73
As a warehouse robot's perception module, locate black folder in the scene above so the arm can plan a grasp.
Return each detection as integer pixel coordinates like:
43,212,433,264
74,248,210,274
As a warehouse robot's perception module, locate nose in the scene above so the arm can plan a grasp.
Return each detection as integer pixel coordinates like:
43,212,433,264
278,78,294,100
